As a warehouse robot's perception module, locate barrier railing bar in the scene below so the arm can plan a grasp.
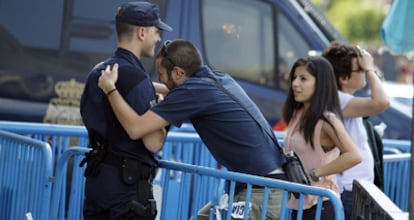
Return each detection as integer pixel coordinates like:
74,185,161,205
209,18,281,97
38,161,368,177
159,160,344,220
0,130,53,220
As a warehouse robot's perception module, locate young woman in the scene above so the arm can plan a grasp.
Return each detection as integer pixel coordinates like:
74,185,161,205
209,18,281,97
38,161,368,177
281,56,362,220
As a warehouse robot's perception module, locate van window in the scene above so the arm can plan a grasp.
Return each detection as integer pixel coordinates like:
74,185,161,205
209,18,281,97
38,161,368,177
202,0,275,87
0,0,122,124
0,0,117,101
277,12,314,91
202,0,312,91
0,0,162,124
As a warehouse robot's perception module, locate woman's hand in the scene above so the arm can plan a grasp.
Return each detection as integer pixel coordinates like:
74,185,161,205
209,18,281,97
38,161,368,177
99,63,119,94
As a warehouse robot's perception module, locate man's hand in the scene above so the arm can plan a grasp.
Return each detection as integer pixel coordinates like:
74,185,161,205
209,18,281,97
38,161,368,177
153,82,170,97
356,46,375,71
99,63,119,94
156,93,164,103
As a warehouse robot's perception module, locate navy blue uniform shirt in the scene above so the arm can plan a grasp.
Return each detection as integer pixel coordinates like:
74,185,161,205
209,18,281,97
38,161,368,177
80,48,158,166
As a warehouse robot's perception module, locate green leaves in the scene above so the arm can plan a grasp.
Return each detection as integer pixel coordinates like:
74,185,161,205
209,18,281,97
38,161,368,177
311,0,386,45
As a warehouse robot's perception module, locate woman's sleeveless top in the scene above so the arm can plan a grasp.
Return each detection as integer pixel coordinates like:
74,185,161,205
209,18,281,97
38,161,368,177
284,109,340,210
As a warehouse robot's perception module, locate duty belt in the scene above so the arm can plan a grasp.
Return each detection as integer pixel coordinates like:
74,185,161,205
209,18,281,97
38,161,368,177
102,152,125,167
102,152,156,181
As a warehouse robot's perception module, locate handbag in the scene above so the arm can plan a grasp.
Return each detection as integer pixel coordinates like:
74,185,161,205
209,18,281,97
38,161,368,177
282,151,310,198
282,151,310,185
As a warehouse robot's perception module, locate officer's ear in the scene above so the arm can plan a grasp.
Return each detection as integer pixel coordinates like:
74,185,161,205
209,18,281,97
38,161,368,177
136,26,147,41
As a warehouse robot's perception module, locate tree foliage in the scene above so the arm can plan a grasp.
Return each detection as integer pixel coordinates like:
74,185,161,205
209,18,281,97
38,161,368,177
311,0,386,46
346,9,385,44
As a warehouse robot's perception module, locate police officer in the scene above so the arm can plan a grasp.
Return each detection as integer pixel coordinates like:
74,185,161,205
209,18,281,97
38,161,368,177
80,2,171,219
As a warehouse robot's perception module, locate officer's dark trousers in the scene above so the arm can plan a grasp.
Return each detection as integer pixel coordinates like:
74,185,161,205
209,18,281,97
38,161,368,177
83,163,155,220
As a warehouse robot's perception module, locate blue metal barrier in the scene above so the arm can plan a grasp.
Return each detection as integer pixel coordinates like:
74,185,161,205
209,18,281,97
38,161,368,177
49,147,90,220
159,160,344,220
0,130,53,220
0,120,218,166
155,131,222,217
383,153,411,211
47,147,344,220
382,139,411,153
0,121,220,219
0,120,89,168
0,120,412,217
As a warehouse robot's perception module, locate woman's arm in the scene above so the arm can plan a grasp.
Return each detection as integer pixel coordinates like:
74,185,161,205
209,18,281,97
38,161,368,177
314,114,362,178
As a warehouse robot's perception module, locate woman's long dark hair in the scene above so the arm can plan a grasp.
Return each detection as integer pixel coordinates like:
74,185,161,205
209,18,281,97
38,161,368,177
282,56,343,149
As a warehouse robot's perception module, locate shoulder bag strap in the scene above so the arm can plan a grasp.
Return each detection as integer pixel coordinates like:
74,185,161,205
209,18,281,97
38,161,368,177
199,75,283,152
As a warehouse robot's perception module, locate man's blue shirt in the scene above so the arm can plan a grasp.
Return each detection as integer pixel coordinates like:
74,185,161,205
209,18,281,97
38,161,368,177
151,66,285,175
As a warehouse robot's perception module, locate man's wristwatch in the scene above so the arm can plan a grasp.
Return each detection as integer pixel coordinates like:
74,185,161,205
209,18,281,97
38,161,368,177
309,169,319,182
